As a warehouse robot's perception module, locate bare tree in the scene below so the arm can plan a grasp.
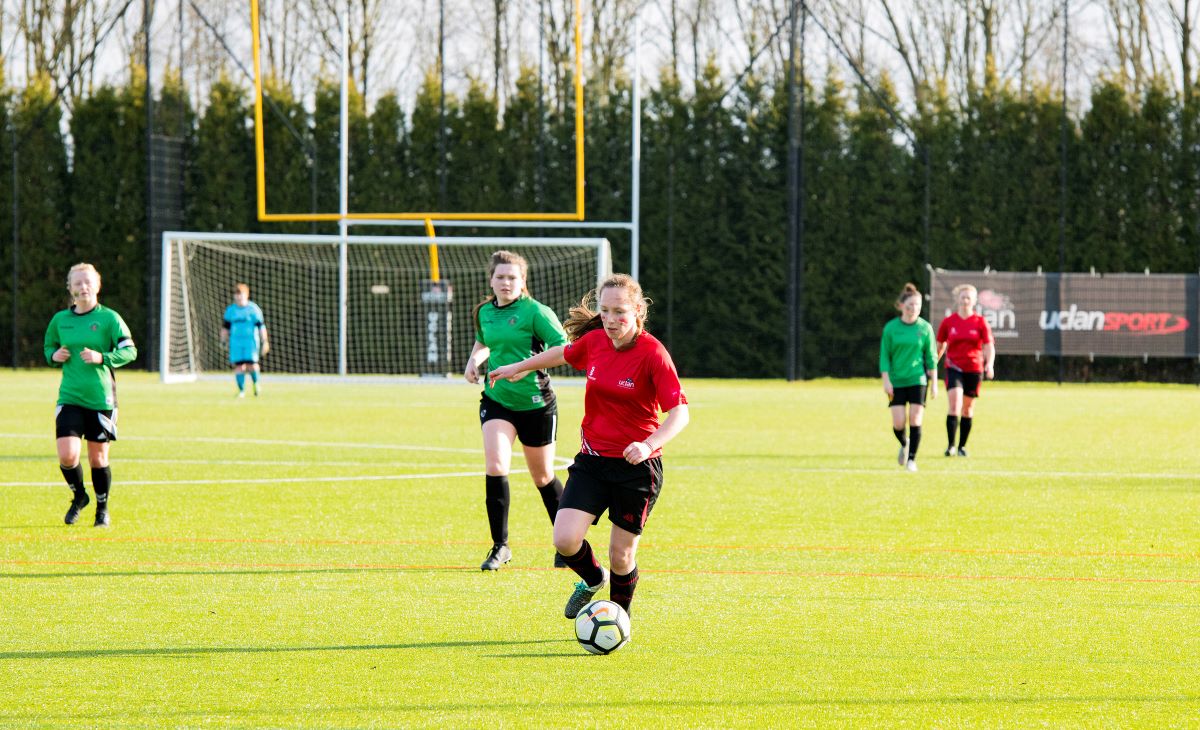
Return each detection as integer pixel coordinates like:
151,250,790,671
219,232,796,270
11,0,133,106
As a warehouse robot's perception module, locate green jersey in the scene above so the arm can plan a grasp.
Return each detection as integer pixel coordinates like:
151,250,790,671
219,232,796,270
880,316,936,388
44,304,138,410
476,295,568,411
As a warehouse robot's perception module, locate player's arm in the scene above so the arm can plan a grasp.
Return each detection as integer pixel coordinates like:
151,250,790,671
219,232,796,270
44,321,69,365
258,324,269,356
924,329,937,399
624,404,690,465
488,345,567,386
220,319,231,346
879,329,893,397
982,342,996,379
99,316,138,368
464,341,489,384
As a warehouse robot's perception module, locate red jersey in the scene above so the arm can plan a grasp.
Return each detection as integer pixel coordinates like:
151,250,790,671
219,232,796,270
563,329,687,458
937,312,993,372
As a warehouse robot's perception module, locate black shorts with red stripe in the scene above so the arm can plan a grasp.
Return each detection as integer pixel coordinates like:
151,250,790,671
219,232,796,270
560,453,663,535
945,367,983,398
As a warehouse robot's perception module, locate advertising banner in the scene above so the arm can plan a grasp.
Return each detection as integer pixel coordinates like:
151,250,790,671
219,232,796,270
930,270,1199,358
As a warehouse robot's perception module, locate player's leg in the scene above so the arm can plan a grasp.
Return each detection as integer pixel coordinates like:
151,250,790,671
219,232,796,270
556,456,611,617
87,440,112,527
517,406,566,567
56,406,89,524
890,402,908,466
249,363,261,395
945,386,963,456
556,507,609,617
479,416,517,570
608,525,642,616
906,402,925,470
233,363,247,396
958,393,977,455
605,457,660,617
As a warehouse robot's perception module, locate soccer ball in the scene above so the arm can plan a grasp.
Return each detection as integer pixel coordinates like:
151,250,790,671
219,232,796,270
574,599,631,655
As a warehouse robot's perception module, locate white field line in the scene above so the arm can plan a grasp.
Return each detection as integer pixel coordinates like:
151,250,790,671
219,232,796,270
673,465,1199,481
0,432,572,488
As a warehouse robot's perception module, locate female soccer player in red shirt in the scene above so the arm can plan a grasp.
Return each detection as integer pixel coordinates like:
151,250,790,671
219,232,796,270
489,274,689,622
936,284,995,457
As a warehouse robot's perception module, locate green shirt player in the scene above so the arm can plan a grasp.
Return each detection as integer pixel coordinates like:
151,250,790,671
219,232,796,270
44,263,138,526
880,282,937,472
464,250,570,571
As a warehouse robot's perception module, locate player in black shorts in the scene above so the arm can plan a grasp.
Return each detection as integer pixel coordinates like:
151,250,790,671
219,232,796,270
44,264,137,526
464,251,571,570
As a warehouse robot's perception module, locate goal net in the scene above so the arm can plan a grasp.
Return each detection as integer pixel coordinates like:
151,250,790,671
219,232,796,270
160,232,612,381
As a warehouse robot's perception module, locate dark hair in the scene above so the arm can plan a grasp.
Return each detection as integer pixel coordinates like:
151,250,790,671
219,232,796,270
895,282,921,310
472,250,531,329
563,274,649,341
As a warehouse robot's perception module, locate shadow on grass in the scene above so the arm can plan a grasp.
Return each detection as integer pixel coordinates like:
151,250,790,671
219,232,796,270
0,638,572,660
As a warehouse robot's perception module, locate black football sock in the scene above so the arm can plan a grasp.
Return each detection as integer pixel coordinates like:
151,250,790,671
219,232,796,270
562,540,605,587
893,428,907,445
958,417,973,448
60,464,85,494
484,475,510,546
907,426,922,460
946,415,959,448
609,566,639,615
537,477,563,524
92,466,111,507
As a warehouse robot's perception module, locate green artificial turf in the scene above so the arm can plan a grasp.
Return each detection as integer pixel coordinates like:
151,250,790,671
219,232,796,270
1,371,1197,728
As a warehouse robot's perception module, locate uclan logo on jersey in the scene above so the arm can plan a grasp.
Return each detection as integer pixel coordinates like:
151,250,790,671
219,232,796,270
1039,304,1189,335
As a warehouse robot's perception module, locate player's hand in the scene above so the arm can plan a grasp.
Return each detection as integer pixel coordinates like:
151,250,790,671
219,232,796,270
80,348,103,365
464,361,479,384
487,364,528,387
985,365,995,380
51,347,71,363
260,342,270,357
882,383,893,398
623,441,652,465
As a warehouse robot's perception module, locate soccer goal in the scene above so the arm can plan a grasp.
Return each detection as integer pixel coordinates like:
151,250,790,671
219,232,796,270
159,232,612,382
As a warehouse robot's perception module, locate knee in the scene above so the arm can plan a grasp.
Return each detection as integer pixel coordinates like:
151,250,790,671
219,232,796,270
608,544,636,573
553,532,581,556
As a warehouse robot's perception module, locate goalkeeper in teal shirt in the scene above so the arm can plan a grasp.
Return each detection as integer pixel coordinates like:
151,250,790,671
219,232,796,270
880,282,937,473
464,251,570,571
44,263,138,527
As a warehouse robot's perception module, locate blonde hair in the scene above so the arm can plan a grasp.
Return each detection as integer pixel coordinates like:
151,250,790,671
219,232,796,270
951,283,977,299
894,282,921,310
234,283,250,296
563,274,650,341
66,263,101,289
472,250,531,328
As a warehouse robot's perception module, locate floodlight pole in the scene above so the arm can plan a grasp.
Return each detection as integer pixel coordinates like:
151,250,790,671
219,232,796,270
630,16,642,281
338,0,350,376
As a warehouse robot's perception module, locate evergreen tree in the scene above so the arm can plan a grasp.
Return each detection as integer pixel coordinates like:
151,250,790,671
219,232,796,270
188,75,256,232
11,75,70,365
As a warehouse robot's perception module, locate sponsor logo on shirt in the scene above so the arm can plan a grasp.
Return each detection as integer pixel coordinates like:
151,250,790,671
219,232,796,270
531,395,543,404
507,317,518,326
587,366,597,381
90,323,99,331
618,378,635,389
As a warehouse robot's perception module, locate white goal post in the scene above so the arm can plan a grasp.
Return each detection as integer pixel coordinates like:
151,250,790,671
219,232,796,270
160,232,612,382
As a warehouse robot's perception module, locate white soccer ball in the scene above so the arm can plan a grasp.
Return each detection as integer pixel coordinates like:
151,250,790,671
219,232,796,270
574,599,631,655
